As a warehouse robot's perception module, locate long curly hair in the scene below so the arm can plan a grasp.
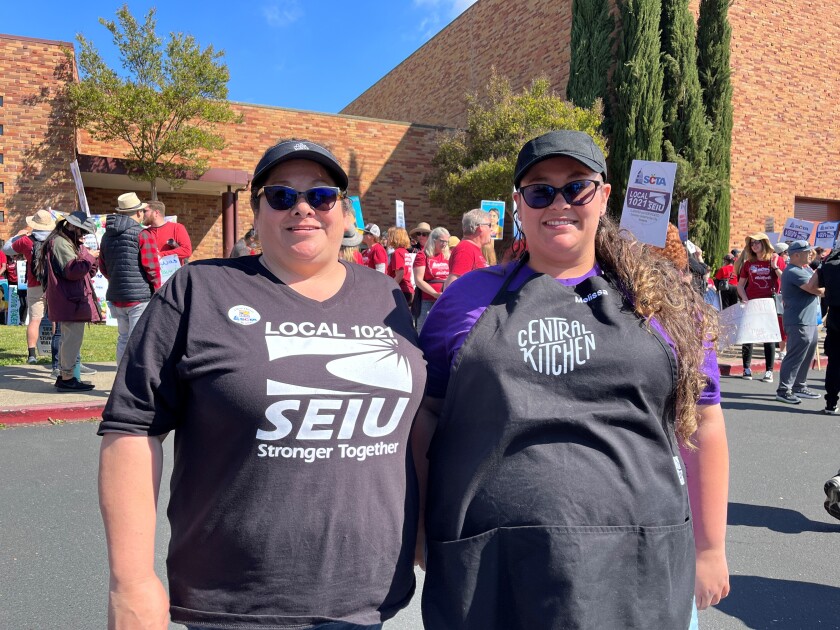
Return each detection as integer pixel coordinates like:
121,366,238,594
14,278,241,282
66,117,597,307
511,212,717,446
596,217,718,445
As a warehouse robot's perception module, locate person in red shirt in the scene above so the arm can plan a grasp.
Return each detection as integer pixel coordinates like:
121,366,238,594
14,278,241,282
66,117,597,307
736,232,786,382
714,253,739,309
142,200,193,264
413,226,451,331
444,208,493,289
361,223,387,272
387,227,415,304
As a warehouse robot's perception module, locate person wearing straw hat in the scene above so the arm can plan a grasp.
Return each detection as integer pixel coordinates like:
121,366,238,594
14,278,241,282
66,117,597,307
736,231,786,382
409,221,432,253
3,209,61,364
99,193,162,364
40,211,102,391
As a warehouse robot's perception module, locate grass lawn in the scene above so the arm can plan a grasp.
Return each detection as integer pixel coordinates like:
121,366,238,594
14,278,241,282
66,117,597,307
0,323,118,366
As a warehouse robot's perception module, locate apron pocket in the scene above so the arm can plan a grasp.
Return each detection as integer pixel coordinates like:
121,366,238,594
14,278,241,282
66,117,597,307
423,520,694,630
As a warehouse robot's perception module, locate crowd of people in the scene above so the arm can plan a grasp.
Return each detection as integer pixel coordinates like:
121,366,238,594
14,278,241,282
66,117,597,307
5,130,838,628
1,195,192,391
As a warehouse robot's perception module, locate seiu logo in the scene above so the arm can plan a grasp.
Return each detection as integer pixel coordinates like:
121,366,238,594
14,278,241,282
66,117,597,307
635,169,667,186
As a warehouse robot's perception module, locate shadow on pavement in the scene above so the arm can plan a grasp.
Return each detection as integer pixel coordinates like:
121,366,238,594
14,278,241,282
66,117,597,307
715,575,840,628
728,502,840,534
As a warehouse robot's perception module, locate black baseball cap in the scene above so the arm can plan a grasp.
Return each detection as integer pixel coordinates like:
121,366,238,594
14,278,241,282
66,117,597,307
514,130,608,188
252,140,349,192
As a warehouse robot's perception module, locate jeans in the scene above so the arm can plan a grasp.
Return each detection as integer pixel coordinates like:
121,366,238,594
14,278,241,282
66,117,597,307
110,301,149,364
416,298,435,332
186,623,382,630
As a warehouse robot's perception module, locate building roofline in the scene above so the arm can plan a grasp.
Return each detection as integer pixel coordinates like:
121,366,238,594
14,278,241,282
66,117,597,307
229,99,455,132
339,1,482,113
0,32,75,48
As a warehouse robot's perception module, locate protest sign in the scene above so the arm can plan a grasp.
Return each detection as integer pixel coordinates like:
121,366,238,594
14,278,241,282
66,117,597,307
766,232,780,245
70,159,90,216
677,199,689,242
6,284,20,326
37,316,52,356
511,188,521,240
160,254,181,284
395,200,406,228
814,221,840,250
481,200,506,240
404,252,417,289
764,216,775,233
92,271,116,325
718,298,781,349
619,160,678,247
781,218,815,242
349,196,365,231
16,260,27,291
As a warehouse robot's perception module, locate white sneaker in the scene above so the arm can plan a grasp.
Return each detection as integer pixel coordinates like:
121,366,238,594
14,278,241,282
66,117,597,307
761,371,773,383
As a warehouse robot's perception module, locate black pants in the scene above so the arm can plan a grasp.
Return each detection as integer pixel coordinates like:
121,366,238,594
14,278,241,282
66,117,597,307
719,286,738,310
17,288,27,323
825,310,840,408
742,342,776,372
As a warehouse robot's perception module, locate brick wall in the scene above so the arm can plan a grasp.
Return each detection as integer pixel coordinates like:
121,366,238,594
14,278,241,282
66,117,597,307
0,35,77,244
342,0,574,129
78,105,454,258
344,0,840,251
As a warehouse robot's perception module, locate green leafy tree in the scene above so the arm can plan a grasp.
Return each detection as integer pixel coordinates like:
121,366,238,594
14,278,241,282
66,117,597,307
697,0,734,264
660,0,718,248
426,73,606,220
609,0,666,216
67,5,241,199
567,0,614,111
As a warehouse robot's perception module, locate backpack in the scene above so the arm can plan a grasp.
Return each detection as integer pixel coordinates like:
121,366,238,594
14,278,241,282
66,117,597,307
30,239,47,289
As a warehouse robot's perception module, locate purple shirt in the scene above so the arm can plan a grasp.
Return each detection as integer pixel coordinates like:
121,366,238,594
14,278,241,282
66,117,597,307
419,261,721,406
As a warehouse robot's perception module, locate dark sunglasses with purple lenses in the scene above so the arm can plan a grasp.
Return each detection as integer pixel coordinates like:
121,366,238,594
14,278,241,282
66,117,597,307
257,185,343,211
518,179,601,209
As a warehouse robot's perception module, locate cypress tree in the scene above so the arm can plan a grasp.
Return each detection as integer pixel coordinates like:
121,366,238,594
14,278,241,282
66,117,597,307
697,0,734,264
660,0,714,248
567,0,614,111
609,0,665,216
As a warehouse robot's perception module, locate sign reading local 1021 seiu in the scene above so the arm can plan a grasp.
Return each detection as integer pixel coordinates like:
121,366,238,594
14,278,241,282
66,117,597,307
619,160,678,248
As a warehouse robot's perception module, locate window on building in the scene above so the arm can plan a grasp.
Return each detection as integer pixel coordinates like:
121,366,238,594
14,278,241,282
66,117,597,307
0,154,3,164
0,124,4,135
0,95,4,106
794,198,840,223
0,182,4,194
0,212,4,222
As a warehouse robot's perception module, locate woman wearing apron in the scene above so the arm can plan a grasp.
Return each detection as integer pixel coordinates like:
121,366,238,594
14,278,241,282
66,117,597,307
413,130,729,629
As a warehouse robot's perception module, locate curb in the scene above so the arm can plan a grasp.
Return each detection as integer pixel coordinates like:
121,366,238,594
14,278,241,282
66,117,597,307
718,356,828,377
0,401,105,426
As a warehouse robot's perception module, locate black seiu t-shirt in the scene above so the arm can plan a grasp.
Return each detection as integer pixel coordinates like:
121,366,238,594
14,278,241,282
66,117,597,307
99,256,426,628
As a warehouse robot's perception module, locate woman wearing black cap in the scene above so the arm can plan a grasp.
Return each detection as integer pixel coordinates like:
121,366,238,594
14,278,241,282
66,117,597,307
97,139,425,629
413,130,729,629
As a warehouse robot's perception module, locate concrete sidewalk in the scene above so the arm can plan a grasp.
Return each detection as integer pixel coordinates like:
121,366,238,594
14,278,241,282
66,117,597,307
0,362,117,425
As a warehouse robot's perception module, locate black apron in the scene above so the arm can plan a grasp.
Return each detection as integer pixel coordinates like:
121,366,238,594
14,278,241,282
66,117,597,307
422,259,694,630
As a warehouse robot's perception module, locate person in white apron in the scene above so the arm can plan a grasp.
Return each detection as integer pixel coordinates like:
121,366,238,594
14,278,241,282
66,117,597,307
413,130,729,629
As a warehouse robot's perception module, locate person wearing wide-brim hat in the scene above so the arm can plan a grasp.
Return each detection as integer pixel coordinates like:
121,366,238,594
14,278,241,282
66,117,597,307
409,221,432,250
339,220,365,264
736,230,786,382
2,208,64,364
40,210,102,390
97,138,426,629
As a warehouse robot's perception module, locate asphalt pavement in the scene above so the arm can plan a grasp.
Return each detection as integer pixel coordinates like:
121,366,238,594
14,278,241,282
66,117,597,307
1,370,839,629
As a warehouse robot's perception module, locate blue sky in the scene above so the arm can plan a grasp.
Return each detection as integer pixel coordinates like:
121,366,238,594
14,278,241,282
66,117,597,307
3,0,478,114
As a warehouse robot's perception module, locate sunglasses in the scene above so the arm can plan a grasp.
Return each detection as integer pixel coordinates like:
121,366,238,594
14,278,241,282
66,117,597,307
518,180,601,209
256,185,343,211
415,232,430,237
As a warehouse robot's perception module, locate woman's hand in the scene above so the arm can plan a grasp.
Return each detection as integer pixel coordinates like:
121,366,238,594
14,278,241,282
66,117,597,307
108,574,169,630
694,547,730,610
